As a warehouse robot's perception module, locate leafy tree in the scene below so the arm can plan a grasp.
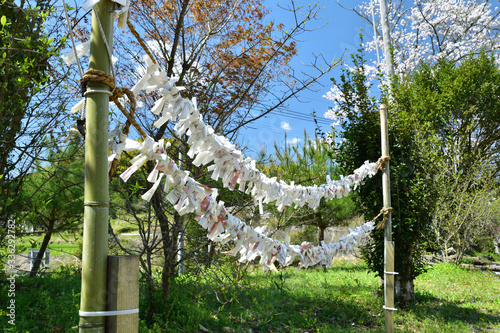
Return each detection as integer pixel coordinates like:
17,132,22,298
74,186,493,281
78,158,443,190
264,131,357,245
0,0,61,212
394,53,500,262
328,38,500,302
86,0,344,312
116,0,339,137
328,44,432,303
395,53,500,177
19,138,84,276
0,0,71,265
429,153,499,263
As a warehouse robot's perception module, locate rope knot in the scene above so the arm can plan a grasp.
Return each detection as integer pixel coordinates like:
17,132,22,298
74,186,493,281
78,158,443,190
376,155,391,170
82,70,146,178
375,207,393,229
82,69,115,91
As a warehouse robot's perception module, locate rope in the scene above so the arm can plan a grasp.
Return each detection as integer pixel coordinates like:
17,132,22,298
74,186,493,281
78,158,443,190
126,18,161,71
62,0,84,80
62,0,83,78
374,207,393,229
82,69,115,90
376,155,390,170
82,69,147,177
110,87,146,138
94,11,116,82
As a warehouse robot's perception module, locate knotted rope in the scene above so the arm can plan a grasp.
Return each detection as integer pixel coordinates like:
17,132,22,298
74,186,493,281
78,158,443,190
82,69,147,177
376,155,390,170
374,207,393,229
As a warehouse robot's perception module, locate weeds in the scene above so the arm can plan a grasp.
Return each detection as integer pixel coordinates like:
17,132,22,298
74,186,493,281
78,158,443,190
1,260,498,332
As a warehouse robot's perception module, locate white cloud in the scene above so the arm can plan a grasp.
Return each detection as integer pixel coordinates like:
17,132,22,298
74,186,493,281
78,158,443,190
286,137,301,145
281,121,291,131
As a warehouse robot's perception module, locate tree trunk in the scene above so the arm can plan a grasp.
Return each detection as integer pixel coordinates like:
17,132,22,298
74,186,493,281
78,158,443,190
395,276,415,303
318,226,326,244
206,241,216,268
150,189,176,309
161,211,182,308
29,219,54,277
494,236,499,254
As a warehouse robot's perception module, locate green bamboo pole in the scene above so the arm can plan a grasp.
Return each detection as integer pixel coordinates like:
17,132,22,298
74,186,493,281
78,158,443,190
79,0,113,331
380,104,395,333
378,0,396,330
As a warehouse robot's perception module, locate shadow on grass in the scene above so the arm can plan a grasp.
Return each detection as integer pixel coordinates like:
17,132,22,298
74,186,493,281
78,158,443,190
191,264,385,332
402,290,500,329
240,281,384,332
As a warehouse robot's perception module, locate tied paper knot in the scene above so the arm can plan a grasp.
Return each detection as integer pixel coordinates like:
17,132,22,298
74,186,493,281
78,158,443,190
118,135,377,270
115,57,381,270
63,127,83,143
129,60,382,212
81,0,129,27
120,136,165,182
375,207,393,229
108,129,128,176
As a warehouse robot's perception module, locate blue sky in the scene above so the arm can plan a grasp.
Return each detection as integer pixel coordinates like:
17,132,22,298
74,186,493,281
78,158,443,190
239,0,371,156
63,0,371,157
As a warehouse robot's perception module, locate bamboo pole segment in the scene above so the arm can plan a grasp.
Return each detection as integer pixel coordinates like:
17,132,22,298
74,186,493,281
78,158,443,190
380,105,392,239
106,256,140,332
379,0,395,81
384,241,395,332
380,104,395,333
79,0,114,331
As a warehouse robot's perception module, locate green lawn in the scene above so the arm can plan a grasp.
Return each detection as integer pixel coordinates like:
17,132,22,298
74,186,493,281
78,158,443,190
1,260,498,332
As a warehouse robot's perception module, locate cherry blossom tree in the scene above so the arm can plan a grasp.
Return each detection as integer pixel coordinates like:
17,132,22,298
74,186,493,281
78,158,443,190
343,0,500,74
325,0,500,116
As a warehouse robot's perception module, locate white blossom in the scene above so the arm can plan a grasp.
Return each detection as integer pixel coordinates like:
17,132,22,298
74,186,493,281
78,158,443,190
324,0,500,121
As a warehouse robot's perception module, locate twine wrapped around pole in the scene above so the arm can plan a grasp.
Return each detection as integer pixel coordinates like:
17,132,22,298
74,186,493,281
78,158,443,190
81,69,146,178
375,207,393,229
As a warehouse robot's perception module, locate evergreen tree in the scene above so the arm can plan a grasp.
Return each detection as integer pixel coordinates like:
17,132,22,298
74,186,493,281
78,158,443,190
265,131,357,245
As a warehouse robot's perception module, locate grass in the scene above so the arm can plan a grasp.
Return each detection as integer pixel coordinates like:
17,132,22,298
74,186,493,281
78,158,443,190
14,234,80,261
403,263,500,333
0,265,81,332
14,215,141,257
2,259,499,332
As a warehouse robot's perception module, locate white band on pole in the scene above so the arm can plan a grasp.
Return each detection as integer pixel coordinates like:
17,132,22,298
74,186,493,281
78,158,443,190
383,306,398,311
79,308,139,317
84,89,113,97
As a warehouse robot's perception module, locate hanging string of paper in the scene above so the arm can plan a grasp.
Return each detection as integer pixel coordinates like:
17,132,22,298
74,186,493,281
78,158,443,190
128,57,382,212
62,6,385,269
107,132,376,270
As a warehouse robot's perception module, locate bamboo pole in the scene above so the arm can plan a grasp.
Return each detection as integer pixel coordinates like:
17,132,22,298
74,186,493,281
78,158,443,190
378,0,396,331
380,104,395,333
79,0,113,331
379,0,395,81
